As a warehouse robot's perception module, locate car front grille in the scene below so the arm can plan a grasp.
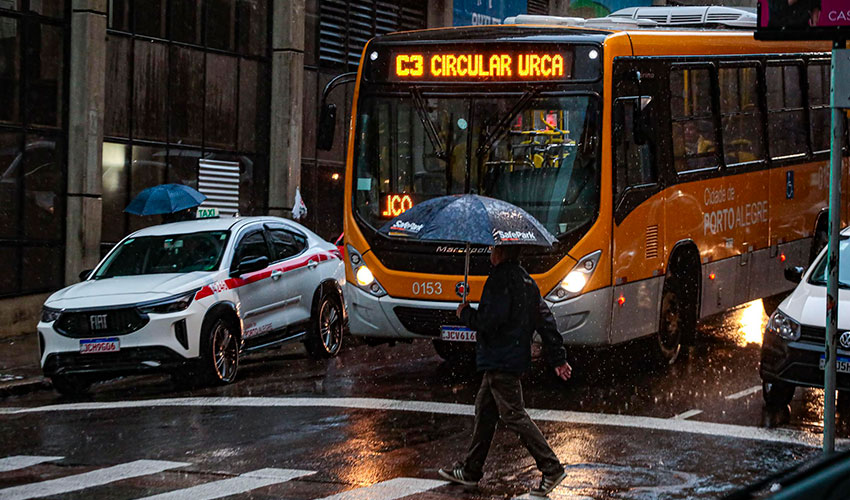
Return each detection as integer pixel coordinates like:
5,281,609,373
799,325,825,343
393,306,460,337
53,308,149,338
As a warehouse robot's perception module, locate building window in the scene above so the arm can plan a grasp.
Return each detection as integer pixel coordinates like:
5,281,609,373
0,4,67,298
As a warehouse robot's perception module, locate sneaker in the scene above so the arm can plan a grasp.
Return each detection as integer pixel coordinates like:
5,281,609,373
529,469,567,497
438,466,479,487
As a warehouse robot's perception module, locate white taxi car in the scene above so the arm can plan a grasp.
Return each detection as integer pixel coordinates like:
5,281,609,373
38,216,346,395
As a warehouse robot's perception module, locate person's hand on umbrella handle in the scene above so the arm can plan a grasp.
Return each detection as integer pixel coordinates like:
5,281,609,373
456,303,469,319
554,362,572,381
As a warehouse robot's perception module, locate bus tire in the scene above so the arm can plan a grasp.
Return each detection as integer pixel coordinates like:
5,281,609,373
432,340,475,365
762,380,795,409
654,279,684,365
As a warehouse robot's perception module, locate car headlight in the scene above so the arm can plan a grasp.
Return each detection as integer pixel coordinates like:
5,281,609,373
348,245,387,297
766,309,801,341
137,289,198,314
41,307,61,323
546,250,602,302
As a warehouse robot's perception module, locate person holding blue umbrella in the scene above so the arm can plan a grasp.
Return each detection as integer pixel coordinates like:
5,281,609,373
380,194,572,497
124,183,207,223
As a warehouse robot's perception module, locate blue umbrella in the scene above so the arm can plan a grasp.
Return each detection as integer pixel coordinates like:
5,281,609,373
378,194,556,302
124,183,207,216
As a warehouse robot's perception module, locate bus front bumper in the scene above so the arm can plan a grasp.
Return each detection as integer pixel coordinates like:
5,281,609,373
346,283,611,345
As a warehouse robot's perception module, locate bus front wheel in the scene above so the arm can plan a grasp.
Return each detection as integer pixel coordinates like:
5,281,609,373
654,278,690,365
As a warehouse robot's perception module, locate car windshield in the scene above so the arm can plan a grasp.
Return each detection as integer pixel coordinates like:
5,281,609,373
94,231,230,278
353,93,599,238
808,237,850,287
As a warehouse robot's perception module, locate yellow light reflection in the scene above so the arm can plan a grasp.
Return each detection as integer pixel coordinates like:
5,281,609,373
737,299,768,346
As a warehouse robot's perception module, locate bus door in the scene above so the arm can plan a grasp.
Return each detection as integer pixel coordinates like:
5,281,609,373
610,59,666,344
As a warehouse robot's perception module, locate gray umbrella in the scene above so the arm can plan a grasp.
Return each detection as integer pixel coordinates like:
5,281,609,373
378,194,556,302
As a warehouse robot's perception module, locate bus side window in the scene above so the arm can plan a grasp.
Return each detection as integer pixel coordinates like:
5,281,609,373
670,67,717,173
614,97,656,200
766,63,807,158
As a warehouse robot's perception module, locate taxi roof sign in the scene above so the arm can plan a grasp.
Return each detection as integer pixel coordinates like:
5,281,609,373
196,207,220,219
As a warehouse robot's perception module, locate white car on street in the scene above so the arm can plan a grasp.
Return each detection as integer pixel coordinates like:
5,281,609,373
38,216,346,395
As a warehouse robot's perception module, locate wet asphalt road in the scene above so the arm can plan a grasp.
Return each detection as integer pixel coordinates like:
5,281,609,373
0,300,846,499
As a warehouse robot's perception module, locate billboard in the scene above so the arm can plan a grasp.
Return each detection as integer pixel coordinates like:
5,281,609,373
453,0,528,26
757,0,850,40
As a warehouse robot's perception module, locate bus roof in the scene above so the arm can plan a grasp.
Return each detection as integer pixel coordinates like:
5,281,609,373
370,24,830,56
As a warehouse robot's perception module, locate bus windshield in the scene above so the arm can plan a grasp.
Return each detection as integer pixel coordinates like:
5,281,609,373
353,92,599,238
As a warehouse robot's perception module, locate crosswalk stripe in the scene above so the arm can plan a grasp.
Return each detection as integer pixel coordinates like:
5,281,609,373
0,459,190,500
136,468,314,499
0,456,63,473
314,478,448,500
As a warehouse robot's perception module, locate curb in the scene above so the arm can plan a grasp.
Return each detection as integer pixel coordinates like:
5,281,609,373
0,377,51,398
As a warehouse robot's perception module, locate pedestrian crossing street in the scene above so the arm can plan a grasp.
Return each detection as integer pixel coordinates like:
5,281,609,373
0,455,451,500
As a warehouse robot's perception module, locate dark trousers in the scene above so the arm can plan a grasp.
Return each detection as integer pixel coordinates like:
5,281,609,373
462,371,563,478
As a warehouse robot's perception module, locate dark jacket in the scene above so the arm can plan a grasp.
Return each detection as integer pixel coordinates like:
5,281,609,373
460,259,566,373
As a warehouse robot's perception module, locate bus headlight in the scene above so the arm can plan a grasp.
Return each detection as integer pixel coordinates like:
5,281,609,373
356,266,375,286
546,250,601,303
766,309,801,341
348,245,387,297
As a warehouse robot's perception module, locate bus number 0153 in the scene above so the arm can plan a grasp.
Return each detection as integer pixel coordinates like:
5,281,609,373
412,281,442,295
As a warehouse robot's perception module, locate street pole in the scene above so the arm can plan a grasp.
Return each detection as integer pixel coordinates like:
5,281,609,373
824,40,847,454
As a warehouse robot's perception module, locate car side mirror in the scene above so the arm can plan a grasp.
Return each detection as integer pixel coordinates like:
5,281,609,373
232,255,269,277
79,269,93,281
317,103,337,151
784,266,804,284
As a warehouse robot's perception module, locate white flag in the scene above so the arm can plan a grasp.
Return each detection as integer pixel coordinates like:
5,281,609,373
292,187,307,220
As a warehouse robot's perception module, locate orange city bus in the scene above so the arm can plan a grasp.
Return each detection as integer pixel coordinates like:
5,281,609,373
336,16,845,363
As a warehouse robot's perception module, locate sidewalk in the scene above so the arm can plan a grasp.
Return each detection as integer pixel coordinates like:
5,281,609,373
0,332,50,397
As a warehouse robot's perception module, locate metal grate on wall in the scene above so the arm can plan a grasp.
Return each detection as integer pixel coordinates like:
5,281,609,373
198,159,241,216
527,0,549,16
319,0,427,69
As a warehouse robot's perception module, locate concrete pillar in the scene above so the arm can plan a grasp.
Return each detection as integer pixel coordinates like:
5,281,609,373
269,0,305,217
65,0,106,284
427,0,453,28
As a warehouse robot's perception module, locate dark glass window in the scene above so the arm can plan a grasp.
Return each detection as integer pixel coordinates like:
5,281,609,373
0,16,20,124
808,61,831,153
670,67,718,173
101,142,129,243
719,65,763,165
25,22,64,127
135,0,164,38
108,0,131,31
22,135,63,240
167,149,199,190
233,229,269,266
27,1,65,18
0,132,22,239
129,145,166,232
170,0,201,44
766,64,807,158
206,0,235,51
133,39,168,141
169,45,204,146
268,228,307,261
205,53,238,149
104,35,131,137
0,247,17,295
21,245,62,292
237,0,267,56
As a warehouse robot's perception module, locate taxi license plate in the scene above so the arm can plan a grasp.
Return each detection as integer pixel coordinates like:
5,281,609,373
441,326,476,342
80,337,120,354
819,355,850,373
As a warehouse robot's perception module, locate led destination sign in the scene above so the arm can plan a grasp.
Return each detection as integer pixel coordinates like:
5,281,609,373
390,49,573,82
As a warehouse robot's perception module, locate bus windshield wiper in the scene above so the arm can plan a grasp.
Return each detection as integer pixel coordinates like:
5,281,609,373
410,87,446,161
476,90,536,157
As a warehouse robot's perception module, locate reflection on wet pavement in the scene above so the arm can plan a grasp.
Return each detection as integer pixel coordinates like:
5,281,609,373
736,300,768,347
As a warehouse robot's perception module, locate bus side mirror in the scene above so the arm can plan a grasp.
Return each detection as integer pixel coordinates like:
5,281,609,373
784,266,804,284
317,103,337,151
